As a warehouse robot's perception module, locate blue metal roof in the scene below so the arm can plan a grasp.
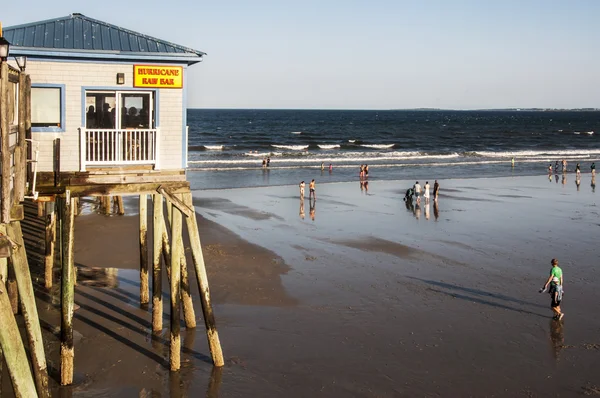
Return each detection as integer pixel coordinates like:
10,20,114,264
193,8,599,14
4,13,205,64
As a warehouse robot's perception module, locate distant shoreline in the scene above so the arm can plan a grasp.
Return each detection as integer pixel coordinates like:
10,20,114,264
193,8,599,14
187,107,600,112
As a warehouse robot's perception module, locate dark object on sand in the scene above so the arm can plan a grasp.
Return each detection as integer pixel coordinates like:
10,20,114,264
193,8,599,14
403,188,414,202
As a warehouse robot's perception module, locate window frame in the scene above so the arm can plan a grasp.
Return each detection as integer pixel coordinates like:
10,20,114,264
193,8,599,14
31,83,66,133
81,86,160,129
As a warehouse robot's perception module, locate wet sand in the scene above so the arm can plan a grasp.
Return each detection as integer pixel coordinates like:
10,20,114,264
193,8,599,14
3,174,600,397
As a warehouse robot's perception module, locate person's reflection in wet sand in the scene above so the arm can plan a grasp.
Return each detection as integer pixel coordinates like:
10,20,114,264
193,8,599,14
555,174,559,184
405,197,414,213
562,173,567,186
364,181,369,192
548,174,552,183
592,176,596,192
309,199,316,221
576,175,581,191
414,203,421,220
360,180,365,192
262,168,270,184
425,202,430,220
549,319,564,361
299,198,305,219
433,200,439,221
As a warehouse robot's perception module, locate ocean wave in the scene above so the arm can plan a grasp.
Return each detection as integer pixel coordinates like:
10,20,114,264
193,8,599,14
290,131,302,135
317,144,341,149
474,149,600,158
204,145,224,150
361,144,395,149
244,151,283,157
271,144,309,150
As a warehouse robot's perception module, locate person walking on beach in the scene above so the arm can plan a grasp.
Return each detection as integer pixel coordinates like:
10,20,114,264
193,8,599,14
548,164,553,174
511,157,515,167
365,164,369,178
299,181,305,199
562,159,567,173
414,181,422,204
576,162,581,176
266,157,271,167
262,158,266,168
329,163,333,172
541,258,564,320
433,180,440,200
309,179,316,200
424,181,430,204
321,162,325,171
555,161,559,173
359,165,364,179
591,162,596,176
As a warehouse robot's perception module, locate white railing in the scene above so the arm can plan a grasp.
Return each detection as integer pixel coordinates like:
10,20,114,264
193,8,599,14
79,128,160,171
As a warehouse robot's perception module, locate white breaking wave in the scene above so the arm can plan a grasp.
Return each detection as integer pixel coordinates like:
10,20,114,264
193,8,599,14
475,149,600,158
290,131,302,135
348,139,356,143
244,151,283,157
204,145,224,150
317,144,341,149
271,144,309,150
586,131,595,135
361,144,395,149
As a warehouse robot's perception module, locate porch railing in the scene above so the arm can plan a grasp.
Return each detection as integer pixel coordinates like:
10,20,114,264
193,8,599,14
79,128,160,171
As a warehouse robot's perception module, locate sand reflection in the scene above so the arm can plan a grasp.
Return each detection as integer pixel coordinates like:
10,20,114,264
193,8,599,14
549,319,565,361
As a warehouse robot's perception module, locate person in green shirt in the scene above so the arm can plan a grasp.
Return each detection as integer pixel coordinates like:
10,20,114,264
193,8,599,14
542,258,564,320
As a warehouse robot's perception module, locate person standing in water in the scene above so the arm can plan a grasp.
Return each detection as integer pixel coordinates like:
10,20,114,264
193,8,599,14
541,258,564,320
266,157,271,167
511,157,515,167
321,162,325,171
433,180,440,200
576,162,581,176
309,179,316,200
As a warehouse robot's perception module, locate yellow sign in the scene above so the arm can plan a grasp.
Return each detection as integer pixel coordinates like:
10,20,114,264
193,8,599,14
133,65,183,89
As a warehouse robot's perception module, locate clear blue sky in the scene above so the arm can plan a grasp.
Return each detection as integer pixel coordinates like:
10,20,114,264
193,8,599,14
3,0,599,109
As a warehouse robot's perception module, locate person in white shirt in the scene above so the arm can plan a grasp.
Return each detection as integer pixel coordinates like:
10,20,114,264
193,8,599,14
424,181,430,204
414,181,422,204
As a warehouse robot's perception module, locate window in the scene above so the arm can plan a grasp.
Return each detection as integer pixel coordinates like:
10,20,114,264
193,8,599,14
31,84,65,132
85,91,155,130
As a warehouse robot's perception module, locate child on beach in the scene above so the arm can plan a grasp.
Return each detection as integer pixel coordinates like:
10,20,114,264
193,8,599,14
299,181,305,198
309,179,316,200
541,258,564,320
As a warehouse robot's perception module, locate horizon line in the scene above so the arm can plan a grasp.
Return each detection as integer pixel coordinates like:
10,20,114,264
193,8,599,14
186,107,600,112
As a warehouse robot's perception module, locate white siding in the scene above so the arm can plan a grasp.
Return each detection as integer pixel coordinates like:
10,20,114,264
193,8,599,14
25,60,185,172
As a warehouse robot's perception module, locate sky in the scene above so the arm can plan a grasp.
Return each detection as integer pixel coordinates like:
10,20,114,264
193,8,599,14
3,0,600,110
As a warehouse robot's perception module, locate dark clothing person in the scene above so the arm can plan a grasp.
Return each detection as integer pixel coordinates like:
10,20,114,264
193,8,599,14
433,180,440,200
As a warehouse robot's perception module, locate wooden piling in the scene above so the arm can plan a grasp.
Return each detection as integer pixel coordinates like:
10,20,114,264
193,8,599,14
59,196,76,385
103,196,111,215
116,196,125,215
177,194,196,329
182,192,224,366
0,280,38,398
139,194,149,305
169,202,182,371
1,62,10,223
7,276,18,315
7,221,50,397
45,202,56,289
159,211,195,328
152,193,163,332
0,225,7,283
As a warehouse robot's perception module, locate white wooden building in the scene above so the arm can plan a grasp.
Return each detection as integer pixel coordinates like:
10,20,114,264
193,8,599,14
4,13,204,189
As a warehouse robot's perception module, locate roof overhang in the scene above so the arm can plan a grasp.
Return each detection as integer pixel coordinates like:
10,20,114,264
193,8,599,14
11,47,204,65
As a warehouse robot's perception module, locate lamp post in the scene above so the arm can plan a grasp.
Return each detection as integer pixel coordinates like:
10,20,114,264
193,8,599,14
0,36,9,61
15,56,26,71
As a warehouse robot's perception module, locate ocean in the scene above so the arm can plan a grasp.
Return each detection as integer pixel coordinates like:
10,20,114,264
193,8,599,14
185,109,600,190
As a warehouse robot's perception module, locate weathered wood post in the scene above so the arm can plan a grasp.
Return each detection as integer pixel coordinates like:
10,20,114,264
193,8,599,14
59,195,76,385
159,198,195,329
177,194,196,329
182,192,224,366
7,221,50,397
139,194,149,305
152,193,163,332
169,202,182,371
45,202,56,289
116,196,125,215
7,266,18,314
0,280,38,398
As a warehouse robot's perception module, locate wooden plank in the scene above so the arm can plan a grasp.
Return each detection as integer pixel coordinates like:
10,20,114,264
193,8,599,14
0,279,38,398
158,186,193,218
7,221,51,397
0,224,7,282
45,202,56,289
14,72,27,202
182,192,224,366
10,204,24,221
59,196,76,385
152,193,163,332
1,62,11,223
139,194,149,305
35,181,191,197
169,202,182,371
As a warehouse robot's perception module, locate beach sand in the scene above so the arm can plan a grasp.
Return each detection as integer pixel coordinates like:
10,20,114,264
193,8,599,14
2,174,600,397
